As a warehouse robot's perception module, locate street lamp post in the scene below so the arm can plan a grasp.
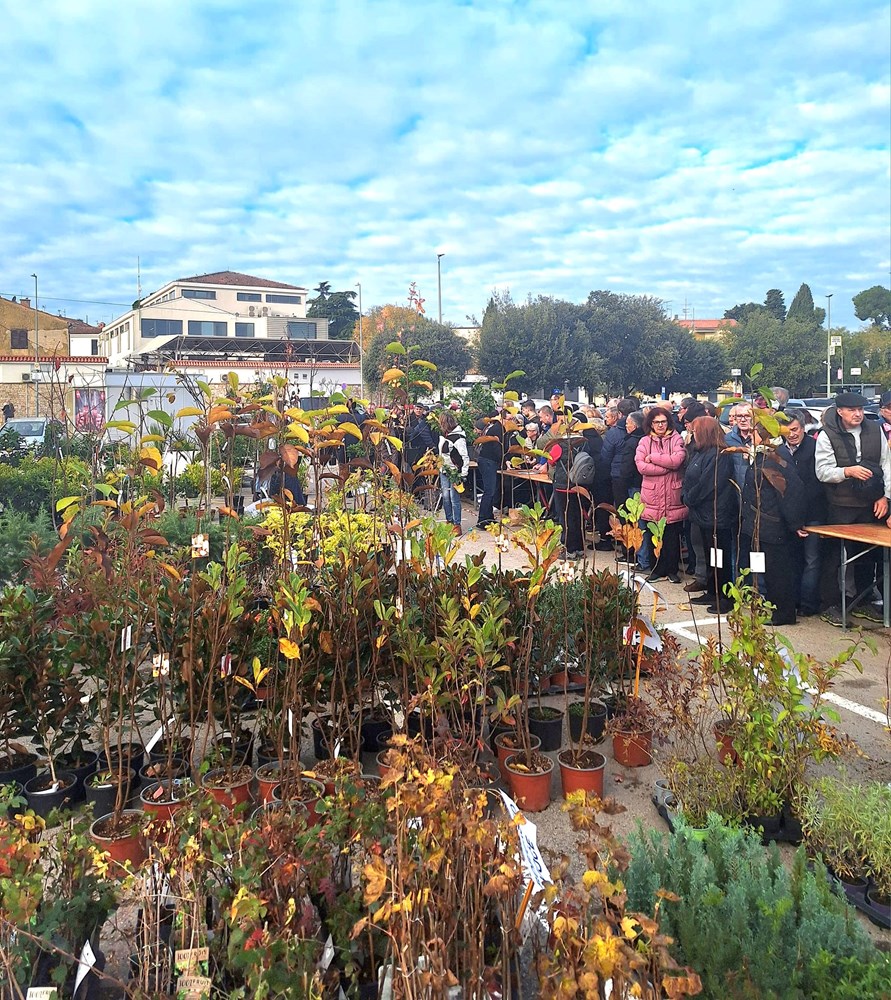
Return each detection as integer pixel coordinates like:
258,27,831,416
436,253,445,325
825,293,833,397
30,273,39,416
355,282,363,397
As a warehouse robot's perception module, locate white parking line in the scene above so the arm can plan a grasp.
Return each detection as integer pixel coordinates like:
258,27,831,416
663,618,887,726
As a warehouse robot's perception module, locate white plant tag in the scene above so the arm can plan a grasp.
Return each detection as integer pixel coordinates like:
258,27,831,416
288,708,295,739
177,975,211,1000
220,654,232,677
74,939,97,992
191,533,209,558
709,547,723,568
120,625,132,652
144,716,175,754
26,989,57,1000
151,653,170,678
318,935,335,972
749,551,766,574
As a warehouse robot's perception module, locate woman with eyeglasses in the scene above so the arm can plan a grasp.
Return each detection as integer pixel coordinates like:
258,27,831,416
634,406,687,583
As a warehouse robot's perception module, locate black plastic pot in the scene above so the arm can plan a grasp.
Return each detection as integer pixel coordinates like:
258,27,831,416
780,800,803,845
745,812,783,845
104,741,146,777
139,757,188,785
0,749,39,788
57,749,100,804
528,707,564,751
360,716,393,753
210,731,255,768
406,710,435,740
148,737,192,766
24,771,77,818
567,701,607,744
87,767,137,817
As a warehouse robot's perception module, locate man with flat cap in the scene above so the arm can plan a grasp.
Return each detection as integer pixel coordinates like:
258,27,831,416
815,391,891,625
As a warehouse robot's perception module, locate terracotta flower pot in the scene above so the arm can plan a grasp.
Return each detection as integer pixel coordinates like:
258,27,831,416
494,732,541,779
273,775,325,825
90,810,148,874
201,766,254,810
611,728,652,767
714,719,740,766
557,749,606,799
504,753,554,813
255,761,293,804
140,778,191,841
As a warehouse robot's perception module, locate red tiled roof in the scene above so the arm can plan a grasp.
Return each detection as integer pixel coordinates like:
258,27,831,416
675,318,737,332
66,319,102,334
0,355,108,363
177,270,303,291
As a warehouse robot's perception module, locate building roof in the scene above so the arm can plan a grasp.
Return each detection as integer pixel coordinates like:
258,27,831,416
66,319,102,334
177,270,303,291
674,318,737,333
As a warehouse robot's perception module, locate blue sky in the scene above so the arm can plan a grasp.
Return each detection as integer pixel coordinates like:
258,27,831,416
0,0,888,333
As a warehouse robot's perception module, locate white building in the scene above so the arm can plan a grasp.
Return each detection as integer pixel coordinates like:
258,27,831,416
101,271,359,384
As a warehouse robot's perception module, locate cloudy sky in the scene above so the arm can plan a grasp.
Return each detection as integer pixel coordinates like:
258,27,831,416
1,0,888,333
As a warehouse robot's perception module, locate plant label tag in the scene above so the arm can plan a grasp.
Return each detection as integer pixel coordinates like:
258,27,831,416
288,709,295,738
27,990,57,1000
177,975,211,1000
175,947,209,973
709,547,724,569
191,533,209,558
318,935,335,972
74,939,97,992
151,654,170,678
220,654,232,678
333,739,342,759
145,723,165,754
749,551,766,574
120,625,132,652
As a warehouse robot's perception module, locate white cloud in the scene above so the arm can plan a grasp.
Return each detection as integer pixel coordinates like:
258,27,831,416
0,0,887,334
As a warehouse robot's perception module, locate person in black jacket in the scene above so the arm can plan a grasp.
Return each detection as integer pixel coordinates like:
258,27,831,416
777,408,825,617
741,427,808,626
473,410,506,528
682,417,738,611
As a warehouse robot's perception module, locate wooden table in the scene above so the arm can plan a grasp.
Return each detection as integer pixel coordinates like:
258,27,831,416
805,523,891,628
499,467,552,511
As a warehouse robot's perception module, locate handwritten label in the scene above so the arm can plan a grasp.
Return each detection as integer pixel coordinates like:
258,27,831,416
27,989,57,1000
74,939,97,993
177,975,211,999
175,946,209,973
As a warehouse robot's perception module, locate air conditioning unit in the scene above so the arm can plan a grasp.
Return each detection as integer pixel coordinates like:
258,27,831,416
21,373,31,382
248,306,255,317
261,307,268,317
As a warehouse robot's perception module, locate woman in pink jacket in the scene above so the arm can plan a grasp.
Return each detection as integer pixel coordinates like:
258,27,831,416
635,407,688,583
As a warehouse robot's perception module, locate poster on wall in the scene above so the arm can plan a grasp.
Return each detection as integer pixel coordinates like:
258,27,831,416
74,388,106,432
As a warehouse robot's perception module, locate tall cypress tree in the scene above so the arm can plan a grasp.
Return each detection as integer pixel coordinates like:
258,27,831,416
787,283,816,322
764,288,786,322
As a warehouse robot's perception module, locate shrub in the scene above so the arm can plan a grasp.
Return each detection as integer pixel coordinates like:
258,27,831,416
0,456,91,518
0,509,57,582
624,816,885,999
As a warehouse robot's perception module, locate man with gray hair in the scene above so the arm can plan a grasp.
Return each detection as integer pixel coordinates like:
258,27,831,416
770,387,790,412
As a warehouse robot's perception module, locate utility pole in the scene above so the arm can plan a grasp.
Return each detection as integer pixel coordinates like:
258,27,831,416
825,293,833,397
436,253,445,325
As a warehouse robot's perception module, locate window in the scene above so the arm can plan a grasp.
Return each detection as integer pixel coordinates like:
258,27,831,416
10,329,28,349
287,321,317,339
141,318,183,338
234,323,255,338
182,288,216,299
90,339,99,356
266,294,301,304
236,292,261,302
188,321,228,337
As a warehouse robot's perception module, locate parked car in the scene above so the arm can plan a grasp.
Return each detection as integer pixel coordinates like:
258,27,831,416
0,417,60,450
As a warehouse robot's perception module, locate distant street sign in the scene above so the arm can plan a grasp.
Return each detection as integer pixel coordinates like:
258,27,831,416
830,336,842,347
731,368,742,377
850,367,862,376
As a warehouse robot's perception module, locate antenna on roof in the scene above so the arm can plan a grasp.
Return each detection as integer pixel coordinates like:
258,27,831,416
137,256,142,301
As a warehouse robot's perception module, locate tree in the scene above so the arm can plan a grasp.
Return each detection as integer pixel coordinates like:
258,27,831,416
659,330,729,395
852,285,891,329
307,282,359,340
724,302,761,321
478,291,597,396
722,312,825,394
844,325,891,387
582,291,681,396
362,305,471,397
786,283,825,326
764,289,786,323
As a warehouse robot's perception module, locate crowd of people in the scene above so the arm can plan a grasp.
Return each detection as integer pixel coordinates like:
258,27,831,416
435,388,891,629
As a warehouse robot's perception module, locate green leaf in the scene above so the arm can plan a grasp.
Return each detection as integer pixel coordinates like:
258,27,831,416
504,370,526,382
197,380,211,398
139,387,157,401
113,398,134,413
385,341,407,355
146,409,173,428
55,496,80,512
94,483,116,497
749,363,763,378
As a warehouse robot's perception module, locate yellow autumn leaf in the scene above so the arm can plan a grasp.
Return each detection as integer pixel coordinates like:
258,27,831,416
339,422,363,440
621,916,639,939
279,637,301,660
176,406,204,418
382,367,405,383
363,857,388,905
